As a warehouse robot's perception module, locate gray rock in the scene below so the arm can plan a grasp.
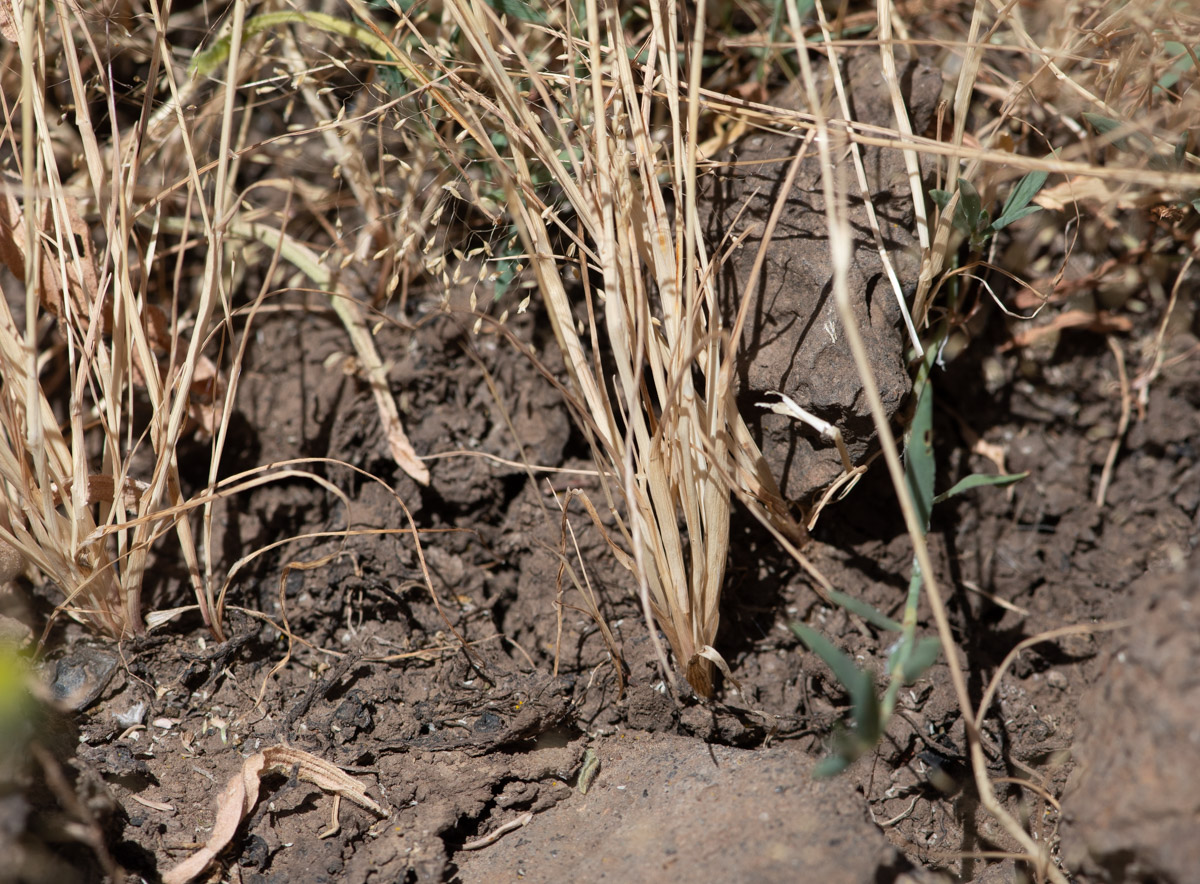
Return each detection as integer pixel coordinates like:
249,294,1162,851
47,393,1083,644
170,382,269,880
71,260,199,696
704,51,941,500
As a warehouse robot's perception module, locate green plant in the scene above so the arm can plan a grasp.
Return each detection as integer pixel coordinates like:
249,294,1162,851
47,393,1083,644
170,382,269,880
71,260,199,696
793,347,1026,776
930,168,1048,253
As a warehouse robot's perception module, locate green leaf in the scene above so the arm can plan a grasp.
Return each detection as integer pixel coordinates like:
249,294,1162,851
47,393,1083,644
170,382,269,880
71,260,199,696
485,0,547,23
900,636,942,684
1002,167,1050,215
957,178,984,233
813,755,852,777
770,0,816,21
791,623,867,701
991,167,1049,231
904,366,935,533
931,471,1029,505
826,589,902,632
1083,112,1156,155
791,622,880,744
1083,112,1123,136
990,204,1043,231
1156,42,1199,92
931,188,971,237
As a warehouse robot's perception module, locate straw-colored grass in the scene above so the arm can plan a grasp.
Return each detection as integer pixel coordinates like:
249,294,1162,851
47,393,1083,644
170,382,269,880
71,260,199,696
390,0,819,697
2,0,1198,878
0,0,435,642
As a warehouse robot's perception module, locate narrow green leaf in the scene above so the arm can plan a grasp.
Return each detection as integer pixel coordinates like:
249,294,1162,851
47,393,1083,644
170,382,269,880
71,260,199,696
990,204,1043,232
853,679,882,745
1083,112,1123,136
1003,168,1049,215
813,755,852,777
775,0,816,17
826,589,902,632
1156,42,1199,92
931,188,971,236
1083,112,1156,155
904,369,935,533
900,636,942,684
791,622,866,698
992,168,1049,231
957,178,983,233
792,622,880,746
931,471,1029,505
484,0,547,21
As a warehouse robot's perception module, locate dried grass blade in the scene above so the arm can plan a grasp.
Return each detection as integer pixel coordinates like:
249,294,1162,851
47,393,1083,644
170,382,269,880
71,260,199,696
162,746,385,884
235,221,429,485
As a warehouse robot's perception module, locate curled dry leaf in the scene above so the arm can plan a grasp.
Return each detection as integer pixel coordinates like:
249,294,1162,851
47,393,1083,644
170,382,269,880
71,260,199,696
162,745,386,884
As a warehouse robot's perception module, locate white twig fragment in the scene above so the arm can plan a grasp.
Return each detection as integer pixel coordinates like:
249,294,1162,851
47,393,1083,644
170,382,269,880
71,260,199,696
461,812,533,850
759,393,854,473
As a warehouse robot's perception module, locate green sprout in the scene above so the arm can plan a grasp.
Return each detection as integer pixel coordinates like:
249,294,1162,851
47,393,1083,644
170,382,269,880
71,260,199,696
931,167,1048,253
794,346,1027,777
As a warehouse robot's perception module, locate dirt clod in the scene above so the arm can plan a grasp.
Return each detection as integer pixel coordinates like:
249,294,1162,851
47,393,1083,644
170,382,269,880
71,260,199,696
455,733,909,884
1060,556,1200,884
705,51,941,500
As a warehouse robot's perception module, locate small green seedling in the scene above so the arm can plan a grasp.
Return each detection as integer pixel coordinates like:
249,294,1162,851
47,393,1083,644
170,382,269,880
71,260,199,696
793,345,1027,777
931,167,1048,252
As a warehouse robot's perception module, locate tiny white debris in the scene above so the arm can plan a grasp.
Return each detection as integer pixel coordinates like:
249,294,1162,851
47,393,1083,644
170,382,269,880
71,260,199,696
114,702,147,728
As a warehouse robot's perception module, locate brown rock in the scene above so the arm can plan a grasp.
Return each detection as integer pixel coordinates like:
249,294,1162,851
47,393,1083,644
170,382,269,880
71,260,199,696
1059,557,1200,883
705,51,941,500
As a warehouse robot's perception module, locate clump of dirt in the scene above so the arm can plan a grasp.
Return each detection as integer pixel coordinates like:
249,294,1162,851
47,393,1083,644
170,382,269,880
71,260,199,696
455,733,917,884
1060,556,1200,883
705,49,942,499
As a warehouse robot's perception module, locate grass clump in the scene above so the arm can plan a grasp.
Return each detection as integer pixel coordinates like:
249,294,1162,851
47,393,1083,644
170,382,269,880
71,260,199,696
421,0,802,696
